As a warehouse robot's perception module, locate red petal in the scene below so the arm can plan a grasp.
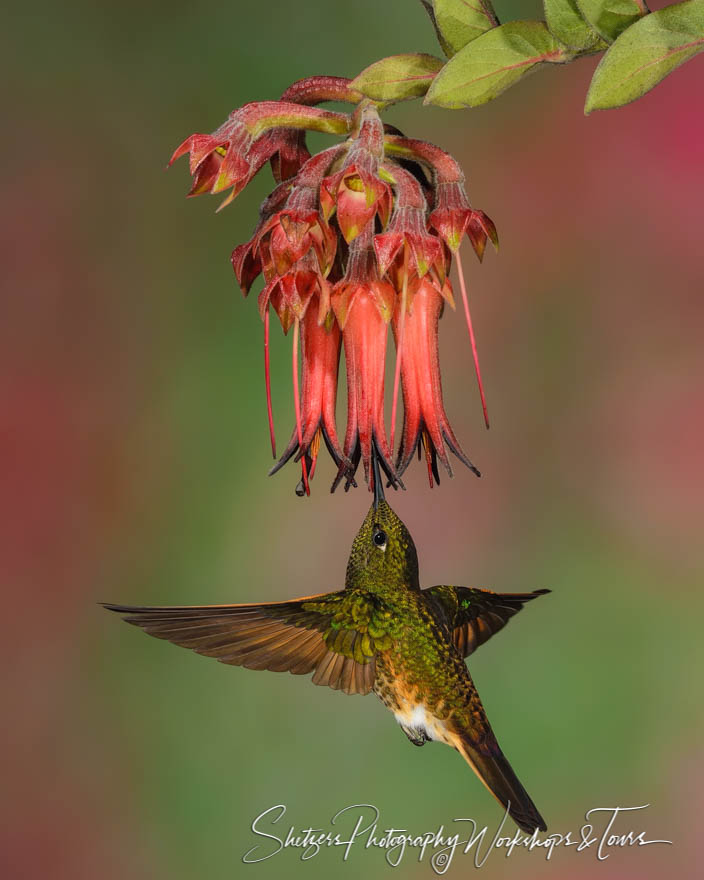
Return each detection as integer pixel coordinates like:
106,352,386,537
339,290,396,489
269,303,346,478
169,133,221,173
231,241,262,296
300,310,343,457
187,152,222,196
211,146,251,194
373,232,404,277
393,281,478,479
336,183,376,243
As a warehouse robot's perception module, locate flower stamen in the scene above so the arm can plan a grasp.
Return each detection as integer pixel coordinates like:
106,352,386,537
421,428,434,489
264,307,276,457
390,243,409,453
456,248,489,430
292,319,310,496
308,427,322,480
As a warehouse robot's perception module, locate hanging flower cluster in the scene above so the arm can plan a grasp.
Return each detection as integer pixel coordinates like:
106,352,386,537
171,76,497,496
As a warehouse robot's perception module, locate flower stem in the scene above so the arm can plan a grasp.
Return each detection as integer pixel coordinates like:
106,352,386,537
280,76,363,107
243,102,351,139
383,135,463,184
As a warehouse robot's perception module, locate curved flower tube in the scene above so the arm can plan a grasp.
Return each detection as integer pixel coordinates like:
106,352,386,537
393,280,480,485
269,304,347,489
331,229,397,491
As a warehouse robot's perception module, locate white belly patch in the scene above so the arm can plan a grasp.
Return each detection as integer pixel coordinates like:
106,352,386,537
394,703,445,742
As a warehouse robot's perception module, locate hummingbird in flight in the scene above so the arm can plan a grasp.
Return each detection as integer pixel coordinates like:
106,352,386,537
104,471,549,833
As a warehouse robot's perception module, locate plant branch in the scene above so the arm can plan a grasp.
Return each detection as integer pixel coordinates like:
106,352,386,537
349,1,704,114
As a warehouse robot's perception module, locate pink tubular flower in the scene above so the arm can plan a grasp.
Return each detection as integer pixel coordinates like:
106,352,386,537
269,303,346,493
393,279,480,485
384,135,499,430
171,77,498,496
372,165,476,485
331,228,397,492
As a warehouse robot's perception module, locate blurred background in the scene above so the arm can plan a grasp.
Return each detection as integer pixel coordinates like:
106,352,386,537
3,0,702,877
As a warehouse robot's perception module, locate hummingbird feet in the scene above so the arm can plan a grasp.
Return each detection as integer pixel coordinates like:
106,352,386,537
400,724,431,747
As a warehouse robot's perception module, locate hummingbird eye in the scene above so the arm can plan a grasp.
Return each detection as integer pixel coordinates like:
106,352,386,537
372,528,387,549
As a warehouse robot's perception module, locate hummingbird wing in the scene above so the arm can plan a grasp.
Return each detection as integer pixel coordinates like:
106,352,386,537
103,590,378,696
424,586,550,658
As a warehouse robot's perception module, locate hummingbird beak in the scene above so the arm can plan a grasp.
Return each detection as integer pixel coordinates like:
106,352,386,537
372,444,385,510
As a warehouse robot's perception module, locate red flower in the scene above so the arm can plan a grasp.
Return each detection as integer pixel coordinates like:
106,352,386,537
172,78,499,496
374,164,447,291
269,303,346,494
331,228,397,491
170,101,350,209
383,135,498,430
321,165,391,244
393,279,480,485
371,165,475,486
232,148,341,295
320,103,392,244
430,181,498,263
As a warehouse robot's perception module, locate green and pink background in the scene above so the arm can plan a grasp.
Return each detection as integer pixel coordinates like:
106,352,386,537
3,0,702,877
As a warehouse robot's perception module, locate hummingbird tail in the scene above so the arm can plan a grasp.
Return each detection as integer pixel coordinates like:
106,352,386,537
451,730,547,834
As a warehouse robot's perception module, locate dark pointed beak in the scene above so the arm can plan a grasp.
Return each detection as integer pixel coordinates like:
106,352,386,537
372,444,385,510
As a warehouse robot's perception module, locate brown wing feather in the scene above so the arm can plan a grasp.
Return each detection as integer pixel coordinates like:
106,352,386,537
424,587,550,659
103,594,376,695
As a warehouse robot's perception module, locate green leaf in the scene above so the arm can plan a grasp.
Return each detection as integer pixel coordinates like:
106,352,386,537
575,0,649,43
351,53,445,102
430,0,500,57
585,0,704,112
544,0,608,51
425,20,573,109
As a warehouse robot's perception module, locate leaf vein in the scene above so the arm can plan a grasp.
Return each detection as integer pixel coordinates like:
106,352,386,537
612,35,704,89
458,0,495,24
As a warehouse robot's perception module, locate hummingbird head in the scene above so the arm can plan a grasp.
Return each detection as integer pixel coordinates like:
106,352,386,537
345,500,420,593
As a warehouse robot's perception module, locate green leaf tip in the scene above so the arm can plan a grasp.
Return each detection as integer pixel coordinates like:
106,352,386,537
575,0,649,44
427,0,500,58
585,0,704,113
425,20,574,109
351,53,445,103
544,0,608,51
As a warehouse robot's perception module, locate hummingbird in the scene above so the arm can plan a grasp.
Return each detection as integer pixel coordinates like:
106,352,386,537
104,474,549,833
